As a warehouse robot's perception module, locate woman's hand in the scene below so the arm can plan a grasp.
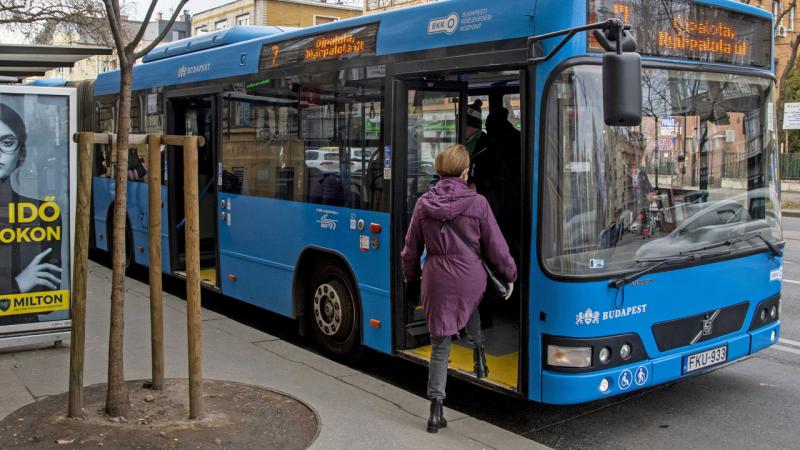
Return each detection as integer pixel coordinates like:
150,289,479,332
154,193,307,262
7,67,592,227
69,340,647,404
15,248,62,294
503,282,514,300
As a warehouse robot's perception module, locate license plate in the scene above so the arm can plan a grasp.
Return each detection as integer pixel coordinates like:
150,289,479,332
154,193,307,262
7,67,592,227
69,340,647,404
684,346,728,373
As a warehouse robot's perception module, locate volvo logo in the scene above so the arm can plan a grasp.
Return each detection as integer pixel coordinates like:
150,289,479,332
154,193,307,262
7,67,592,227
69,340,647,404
691,309,721,344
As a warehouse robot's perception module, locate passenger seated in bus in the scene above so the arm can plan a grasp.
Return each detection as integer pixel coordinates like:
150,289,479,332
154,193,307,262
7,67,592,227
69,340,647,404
401,144,516,434
320,173,345,206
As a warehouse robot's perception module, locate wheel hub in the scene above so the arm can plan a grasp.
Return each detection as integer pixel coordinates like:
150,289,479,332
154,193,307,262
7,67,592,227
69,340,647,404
313,283,342,336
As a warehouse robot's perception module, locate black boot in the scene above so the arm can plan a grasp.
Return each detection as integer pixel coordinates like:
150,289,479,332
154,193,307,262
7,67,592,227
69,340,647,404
427,398,447,433
474,345,489,379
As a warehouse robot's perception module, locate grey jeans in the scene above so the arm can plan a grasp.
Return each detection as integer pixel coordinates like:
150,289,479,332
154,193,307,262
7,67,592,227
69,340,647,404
427,309,484,400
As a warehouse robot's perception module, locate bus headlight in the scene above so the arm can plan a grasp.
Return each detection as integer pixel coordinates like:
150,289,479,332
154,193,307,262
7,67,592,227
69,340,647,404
543,333,647,373
598,347,612,365
620,343,632,360
547,345,592,368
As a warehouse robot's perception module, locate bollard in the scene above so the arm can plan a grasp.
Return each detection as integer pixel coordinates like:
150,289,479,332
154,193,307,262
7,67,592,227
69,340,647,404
182,136,204,419
67,132,94,418
147,134,165,390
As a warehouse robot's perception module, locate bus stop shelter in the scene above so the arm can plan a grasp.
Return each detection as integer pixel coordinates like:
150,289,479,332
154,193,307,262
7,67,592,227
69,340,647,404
0,44,112,80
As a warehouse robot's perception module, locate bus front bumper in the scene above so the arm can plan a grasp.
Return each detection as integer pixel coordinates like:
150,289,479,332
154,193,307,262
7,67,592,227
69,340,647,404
541,322,780,405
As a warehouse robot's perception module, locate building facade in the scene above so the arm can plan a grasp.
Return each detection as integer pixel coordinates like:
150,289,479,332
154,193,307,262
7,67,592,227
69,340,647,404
364,0,436,14
44,12,191,81
191,0,362,35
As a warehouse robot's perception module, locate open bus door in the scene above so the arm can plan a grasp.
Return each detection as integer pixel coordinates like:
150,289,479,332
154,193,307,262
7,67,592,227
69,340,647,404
166,95,221,289
392,74,527,394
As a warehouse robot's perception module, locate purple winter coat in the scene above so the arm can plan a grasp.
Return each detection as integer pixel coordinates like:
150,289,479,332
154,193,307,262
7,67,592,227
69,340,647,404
401,177,517,337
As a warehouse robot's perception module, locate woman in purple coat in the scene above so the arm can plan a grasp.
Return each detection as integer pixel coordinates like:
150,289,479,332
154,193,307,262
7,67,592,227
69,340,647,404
401,144,517,433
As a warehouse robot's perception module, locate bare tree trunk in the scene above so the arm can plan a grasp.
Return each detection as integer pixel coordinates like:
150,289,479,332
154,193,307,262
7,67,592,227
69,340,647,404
106,62,133,418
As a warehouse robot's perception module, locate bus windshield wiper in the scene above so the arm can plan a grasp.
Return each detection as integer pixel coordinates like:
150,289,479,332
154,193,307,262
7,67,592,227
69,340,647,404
609,251,730,289
609,255,691,289
678,231,783,258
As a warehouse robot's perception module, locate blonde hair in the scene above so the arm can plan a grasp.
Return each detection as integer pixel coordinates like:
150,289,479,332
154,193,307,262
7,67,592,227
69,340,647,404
435,144,470,178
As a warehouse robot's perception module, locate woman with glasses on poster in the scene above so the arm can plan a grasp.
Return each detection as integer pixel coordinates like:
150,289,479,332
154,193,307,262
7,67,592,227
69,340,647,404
0,103,62,325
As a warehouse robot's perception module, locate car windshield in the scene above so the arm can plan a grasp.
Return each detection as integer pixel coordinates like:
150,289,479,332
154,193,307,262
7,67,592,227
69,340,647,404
541,66,782,276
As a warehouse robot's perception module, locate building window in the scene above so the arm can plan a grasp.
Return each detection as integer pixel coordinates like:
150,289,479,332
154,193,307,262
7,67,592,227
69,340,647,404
236,14,250,26
773,1,781,26
195,26,208,34
215,20,228,30
314,15,339,25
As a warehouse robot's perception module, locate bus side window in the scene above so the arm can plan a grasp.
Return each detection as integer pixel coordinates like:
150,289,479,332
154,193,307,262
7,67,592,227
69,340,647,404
220,71,386,213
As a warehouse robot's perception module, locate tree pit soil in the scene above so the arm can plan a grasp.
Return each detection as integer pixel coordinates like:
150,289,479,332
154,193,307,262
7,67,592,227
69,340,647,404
0,379,319,449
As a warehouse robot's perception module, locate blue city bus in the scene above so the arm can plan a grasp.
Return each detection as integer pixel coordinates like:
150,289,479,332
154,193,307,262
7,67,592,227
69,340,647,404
91,0,783,404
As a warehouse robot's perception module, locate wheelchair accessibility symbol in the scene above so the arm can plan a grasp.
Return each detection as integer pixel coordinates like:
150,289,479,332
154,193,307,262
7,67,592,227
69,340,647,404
635,366,649,386
618,369,633,390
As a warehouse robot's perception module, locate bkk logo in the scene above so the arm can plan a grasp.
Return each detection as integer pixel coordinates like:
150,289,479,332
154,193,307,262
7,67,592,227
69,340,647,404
428,13,459,35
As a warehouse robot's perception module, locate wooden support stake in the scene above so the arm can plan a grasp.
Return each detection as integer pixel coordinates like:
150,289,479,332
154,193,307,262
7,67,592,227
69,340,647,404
147,134,165,390
68,132,94,418
183,136,204,419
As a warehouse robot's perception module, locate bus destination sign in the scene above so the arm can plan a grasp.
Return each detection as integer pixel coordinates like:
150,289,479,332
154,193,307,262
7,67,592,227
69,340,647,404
590,0,771,68
260,24,379,71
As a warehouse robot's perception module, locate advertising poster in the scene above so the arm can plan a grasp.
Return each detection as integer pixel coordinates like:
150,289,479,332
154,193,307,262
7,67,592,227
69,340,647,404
0,86,76,341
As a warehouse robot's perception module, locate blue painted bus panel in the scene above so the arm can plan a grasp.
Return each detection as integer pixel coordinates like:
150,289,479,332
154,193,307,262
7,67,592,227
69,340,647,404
217,194,392,353
541,330,756,404
143,26,298,62
92,178,171,271
751,321,780,353
532,253,782,402
95,1,541,96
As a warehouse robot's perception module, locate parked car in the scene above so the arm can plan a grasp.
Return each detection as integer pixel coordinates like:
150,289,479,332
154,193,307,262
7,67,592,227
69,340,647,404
306,150,341,174
350,147,377,175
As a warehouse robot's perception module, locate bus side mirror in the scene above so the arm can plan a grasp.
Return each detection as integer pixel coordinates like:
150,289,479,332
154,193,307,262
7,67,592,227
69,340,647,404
603,51,642,127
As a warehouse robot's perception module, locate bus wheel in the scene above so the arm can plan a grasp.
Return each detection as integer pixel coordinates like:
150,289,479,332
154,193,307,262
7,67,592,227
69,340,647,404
309,262,361,359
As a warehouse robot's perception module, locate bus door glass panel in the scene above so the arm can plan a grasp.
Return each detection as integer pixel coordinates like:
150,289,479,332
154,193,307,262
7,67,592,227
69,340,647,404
168,97,219,283
403,83,466,325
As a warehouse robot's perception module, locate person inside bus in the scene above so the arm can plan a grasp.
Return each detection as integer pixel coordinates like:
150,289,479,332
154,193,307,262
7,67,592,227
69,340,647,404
468,106,523,322
464,100,490,158
401,144,516,434
0,103,63,326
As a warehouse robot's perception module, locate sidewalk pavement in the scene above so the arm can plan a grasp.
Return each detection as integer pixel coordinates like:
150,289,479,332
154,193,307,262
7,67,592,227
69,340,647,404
0,262,545,450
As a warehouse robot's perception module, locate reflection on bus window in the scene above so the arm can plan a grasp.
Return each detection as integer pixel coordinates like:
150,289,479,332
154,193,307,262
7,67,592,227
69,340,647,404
542,66,781,276
220,70,386,212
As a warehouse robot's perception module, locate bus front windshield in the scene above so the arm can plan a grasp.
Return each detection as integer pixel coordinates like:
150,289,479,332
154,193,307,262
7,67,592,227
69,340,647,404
541,65,782,277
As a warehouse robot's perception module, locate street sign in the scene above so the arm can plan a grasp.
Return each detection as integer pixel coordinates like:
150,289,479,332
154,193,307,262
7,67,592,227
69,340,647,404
784,102,800,130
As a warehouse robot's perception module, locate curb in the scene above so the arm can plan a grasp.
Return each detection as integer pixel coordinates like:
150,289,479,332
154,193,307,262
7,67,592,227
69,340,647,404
783,210,800,218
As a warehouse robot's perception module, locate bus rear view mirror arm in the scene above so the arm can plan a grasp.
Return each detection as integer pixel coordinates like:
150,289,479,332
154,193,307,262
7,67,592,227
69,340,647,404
528,18,643,127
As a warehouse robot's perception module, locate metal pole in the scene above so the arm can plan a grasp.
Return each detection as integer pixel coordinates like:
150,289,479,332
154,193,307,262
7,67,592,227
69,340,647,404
147,134,165,390
68,132,93,418
183,136,203,419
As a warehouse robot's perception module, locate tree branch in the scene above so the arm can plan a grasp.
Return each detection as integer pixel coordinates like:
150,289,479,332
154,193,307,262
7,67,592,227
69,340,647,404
776,0,796,32
102,0,128,68
133,0,188,60
127,0,158,52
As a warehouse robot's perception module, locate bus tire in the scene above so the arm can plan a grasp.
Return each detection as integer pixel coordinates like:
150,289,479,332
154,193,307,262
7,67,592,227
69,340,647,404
308,261,361,360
